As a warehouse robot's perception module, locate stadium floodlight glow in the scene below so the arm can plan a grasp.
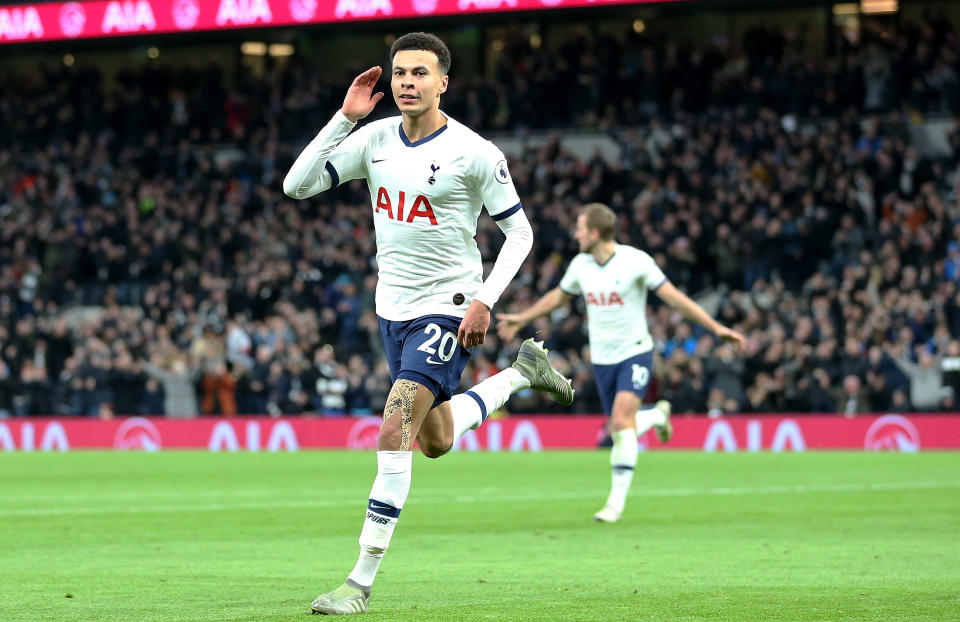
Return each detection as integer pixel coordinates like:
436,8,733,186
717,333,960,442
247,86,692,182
861,0,897,14
832,2,858,15
241,41,266,55
268,42,292,56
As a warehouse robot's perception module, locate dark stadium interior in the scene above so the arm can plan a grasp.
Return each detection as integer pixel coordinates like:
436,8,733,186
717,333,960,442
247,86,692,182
1,1,959,418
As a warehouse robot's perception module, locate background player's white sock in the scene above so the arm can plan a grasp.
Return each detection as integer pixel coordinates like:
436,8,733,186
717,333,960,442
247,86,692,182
605,429,638,514
635,406,666,437
348,451,412,592
453,369,530,442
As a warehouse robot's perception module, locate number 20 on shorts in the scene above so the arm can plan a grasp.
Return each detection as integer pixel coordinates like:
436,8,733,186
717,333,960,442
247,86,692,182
417,323,457,363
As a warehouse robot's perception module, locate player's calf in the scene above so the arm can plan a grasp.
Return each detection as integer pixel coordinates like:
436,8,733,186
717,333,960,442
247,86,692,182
417,434,451,459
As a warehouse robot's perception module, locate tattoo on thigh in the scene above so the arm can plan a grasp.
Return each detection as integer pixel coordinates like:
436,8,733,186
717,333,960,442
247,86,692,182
384,379,418,450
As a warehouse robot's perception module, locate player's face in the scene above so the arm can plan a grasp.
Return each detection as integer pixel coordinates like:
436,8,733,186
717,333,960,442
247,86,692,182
391,50,448,117
574,214,598,252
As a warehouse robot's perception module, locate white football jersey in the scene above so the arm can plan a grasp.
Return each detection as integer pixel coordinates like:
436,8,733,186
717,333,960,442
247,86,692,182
326,113,521,321
558,244,667,365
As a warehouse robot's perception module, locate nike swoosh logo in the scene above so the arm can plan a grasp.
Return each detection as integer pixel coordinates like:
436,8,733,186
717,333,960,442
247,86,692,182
369,502,392,511
371,158,386,163
425,356,444,365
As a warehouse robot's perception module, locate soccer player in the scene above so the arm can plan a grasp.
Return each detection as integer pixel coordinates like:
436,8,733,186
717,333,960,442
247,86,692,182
497,203,746,523
283,33,573,615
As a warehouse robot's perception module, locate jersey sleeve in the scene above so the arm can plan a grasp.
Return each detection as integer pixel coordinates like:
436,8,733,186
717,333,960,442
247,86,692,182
324,124,370,187
558,256,583,296
473,143,522,220
636,250,668,291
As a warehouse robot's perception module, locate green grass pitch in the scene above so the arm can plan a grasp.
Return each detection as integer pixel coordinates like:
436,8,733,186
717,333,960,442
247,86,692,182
1,450,958,621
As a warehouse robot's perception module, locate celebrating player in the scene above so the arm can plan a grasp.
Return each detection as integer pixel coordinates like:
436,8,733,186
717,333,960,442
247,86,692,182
283,32,573,615
498,203,746,523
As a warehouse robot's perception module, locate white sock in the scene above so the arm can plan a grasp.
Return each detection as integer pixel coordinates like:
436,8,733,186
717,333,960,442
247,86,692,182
635,405,666,436
347,451,412,591
453,368,530,442
450,394,483,442
605,429,638,515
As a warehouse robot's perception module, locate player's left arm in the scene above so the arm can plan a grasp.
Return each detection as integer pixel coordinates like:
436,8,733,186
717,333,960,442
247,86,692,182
459,147,533,349
654,281,747,350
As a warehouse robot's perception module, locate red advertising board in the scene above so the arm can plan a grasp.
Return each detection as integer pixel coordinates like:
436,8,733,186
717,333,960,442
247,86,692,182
0,414,957,452
0,0,675,45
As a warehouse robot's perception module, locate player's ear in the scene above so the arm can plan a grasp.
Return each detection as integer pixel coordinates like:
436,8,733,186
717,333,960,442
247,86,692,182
438,75,449,96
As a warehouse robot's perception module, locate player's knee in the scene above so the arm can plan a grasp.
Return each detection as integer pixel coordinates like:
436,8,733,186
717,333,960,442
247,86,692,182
377,422,403,451
419,441,449,459
610,409,634,432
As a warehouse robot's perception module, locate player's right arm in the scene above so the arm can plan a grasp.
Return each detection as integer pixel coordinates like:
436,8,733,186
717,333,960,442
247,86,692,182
654,281,747,350
496,287,573,341
283,67,384,199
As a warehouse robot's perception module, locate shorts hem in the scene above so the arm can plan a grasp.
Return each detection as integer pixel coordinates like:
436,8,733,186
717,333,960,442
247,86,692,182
396,370,442,399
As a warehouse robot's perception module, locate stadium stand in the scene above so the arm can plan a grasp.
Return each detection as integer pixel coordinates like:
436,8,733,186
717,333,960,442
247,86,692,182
0,15,958,417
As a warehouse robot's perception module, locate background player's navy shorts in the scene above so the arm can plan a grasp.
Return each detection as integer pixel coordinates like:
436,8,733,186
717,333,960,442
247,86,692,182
592,351,654,416
377,314,472,407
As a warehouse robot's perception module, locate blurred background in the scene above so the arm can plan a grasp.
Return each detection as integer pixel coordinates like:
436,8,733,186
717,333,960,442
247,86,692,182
1,0,958,420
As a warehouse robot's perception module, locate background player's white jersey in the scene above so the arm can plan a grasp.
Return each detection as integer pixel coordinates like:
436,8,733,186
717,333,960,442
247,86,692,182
558,244,666,365
326,113,521,321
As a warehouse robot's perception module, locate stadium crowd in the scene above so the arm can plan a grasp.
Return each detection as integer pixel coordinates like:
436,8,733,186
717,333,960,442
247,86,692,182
1,14,959,418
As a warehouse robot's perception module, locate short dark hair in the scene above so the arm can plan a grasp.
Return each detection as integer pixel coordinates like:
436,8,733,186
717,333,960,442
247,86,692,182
580,203,618,241
390,32,451,75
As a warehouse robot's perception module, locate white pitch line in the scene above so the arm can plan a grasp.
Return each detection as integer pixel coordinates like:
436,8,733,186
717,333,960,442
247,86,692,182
1,481,957,519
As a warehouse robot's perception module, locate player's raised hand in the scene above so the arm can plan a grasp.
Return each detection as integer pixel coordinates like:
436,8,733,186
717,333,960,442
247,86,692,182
716,326,747,351
458,300,490,349
495,313,525,342
341,66,384,123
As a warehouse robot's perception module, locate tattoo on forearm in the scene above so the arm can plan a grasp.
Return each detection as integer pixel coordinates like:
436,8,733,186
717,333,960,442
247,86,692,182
384,379,418,450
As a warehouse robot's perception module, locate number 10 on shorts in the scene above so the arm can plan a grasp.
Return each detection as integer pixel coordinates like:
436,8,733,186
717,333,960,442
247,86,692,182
631,364,649,390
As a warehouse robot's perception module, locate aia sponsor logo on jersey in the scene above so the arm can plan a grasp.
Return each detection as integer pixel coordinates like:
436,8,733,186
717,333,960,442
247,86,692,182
375,187,438,225
585,291,624,306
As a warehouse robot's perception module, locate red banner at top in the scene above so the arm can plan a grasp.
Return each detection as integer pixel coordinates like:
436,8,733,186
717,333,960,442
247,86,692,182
0,0,671,44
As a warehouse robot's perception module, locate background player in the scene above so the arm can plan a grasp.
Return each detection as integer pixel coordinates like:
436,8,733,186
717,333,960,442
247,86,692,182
498,203,746,523
283,33,573,614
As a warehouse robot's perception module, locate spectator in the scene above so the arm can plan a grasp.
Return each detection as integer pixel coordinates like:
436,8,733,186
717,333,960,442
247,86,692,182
0,360,15,416
144,356,199,418
893,349,955,411
833,375,873,417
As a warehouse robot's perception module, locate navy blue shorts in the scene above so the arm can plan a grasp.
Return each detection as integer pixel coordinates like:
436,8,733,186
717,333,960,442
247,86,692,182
377,314,472,407
592,351,654,416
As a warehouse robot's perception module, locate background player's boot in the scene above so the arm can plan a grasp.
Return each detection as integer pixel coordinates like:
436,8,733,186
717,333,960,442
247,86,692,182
593,504,621,523
511,338,574,406
311,580,369,615
654,400,673,443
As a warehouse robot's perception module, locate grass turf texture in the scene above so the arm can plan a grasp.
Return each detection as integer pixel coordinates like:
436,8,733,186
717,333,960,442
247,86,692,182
0,451,957,621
